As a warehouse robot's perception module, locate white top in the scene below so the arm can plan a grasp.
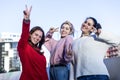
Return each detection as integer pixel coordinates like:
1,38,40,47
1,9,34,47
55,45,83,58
72,31,120,79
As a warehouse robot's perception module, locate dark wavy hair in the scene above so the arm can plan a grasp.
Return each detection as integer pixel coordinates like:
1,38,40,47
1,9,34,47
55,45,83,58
86,17,102,30
29,26,45,49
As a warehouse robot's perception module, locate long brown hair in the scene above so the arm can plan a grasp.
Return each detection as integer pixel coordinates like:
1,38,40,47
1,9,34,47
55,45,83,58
29,26,45,50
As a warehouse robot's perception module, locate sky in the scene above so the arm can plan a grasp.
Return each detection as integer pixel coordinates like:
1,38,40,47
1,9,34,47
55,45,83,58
0,0,120,38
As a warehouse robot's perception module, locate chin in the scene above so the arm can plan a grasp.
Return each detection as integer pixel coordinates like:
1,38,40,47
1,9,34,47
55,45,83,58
61,35,66,38
32,42,37,45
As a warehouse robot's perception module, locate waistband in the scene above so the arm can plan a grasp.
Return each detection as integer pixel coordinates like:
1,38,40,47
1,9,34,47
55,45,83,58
50,64,66,67
77,75,109,79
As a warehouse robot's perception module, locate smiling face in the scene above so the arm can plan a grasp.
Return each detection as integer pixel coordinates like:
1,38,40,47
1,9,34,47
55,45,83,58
60,23,71,38
81,18,95,36
60,21,74,38
30,30,43,45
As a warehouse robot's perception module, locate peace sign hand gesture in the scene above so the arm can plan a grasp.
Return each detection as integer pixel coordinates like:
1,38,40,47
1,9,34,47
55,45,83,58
23,5,32,20
49,27,59,33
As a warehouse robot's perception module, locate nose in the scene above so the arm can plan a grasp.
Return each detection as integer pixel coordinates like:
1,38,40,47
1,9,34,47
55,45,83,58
82,23,86,27
36,36,40,41
84,23,88,26
61,28,65,32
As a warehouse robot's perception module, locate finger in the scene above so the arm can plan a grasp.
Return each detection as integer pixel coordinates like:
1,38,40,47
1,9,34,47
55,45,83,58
50,27,54,31
68,44,72,52
69,44,73,55
50,27,54,29
29,6,32,13
56,27,59,29
55,27,59,30
93,27,97,32
50,26,54,28
23,10,27,15
55,27,59,32
25,5,28,11
93,27,96,30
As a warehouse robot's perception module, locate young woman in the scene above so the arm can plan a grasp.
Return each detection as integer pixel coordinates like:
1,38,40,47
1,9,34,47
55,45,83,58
72,17,120,80
17,6,48,80
44,20,75,80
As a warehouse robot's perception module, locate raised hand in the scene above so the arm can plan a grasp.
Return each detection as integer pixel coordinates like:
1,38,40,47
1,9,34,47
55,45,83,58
106,46,119,58
23,5,32,20
93,27,101,36
49,27,59,33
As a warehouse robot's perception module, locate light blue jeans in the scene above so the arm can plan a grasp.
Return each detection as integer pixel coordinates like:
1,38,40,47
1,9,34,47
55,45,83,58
50,65,69,80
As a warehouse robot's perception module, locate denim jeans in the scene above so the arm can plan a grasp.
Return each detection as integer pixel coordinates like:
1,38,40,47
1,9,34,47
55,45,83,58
50,65,69,80
77,75,110,80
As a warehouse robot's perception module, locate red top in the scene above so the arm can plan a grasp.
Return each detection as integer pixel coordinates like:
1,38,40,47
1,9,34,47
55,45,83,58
17,19,48,80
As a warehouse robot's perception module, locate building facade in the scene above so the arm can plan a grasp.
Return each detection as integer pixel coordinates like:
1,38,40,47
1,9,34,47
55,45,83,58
0,32,20,73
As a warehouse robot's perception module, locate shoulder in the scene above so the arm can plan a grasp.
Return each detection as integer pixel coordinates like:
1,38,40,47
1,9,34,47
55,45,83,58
65,35,73,41
66,35,73,39
72,38,80,46
72,38,80,53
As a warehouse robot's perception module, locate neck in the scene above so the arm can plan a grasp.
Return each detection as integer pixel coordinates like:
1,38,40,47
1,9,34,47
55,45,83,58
81,33,90,37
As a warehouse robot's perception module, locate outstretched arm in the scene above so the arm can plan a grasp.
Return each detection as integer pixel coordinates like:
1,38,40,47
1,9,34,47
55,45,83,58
17,5,32,54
